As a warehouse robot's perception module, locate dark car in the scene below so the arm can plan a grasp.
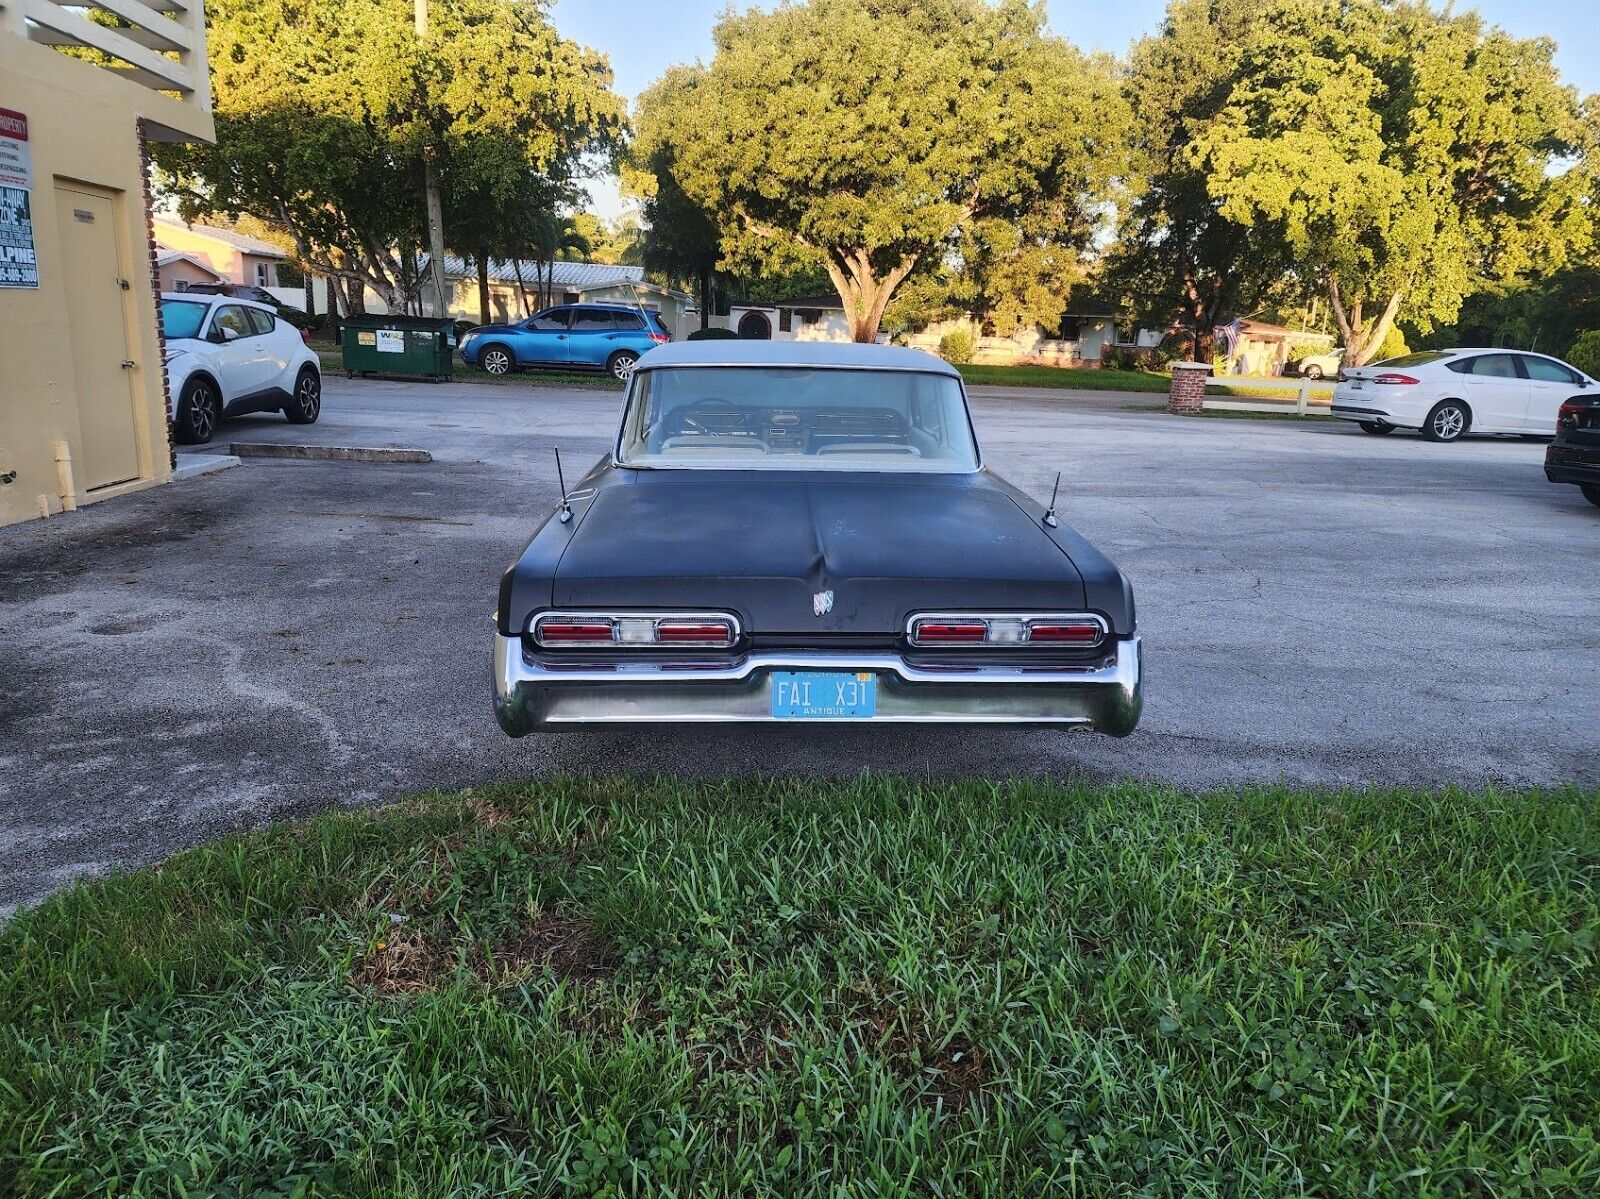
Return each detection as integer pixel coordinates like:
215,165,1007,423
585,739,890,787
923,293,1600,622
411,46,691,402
459,303,671,380
182,282,310,329
1546,392,1600,509
492,341,1142,736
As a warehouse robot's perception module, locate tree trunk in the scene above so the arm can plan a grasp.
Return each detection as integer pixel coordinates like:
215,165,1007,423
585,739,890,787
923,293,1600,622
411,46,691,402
304,274,315,319
698,267,711,329
477,252,491,325
1329,278,1403,367
824,250,917,343
513,257,529,318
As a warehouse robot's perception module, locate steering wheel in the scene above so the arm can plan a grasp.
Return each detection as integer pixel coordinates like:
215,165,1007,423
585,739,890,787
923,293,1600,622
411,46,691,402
675,399,754,435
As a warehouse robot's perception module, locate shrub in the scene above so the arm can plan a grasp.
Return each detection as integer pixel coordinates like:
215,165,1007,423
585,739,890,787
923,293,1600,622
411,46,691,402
686,326,741,341
1567,330,1600,378
1100,344,1144,372
1372,324,1409,363
937,328,975,364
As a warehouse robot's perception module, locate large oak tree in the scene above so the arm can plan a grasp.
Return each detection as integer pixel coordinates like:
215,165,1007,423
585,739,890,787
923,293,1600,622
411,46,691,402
649,0,1122,343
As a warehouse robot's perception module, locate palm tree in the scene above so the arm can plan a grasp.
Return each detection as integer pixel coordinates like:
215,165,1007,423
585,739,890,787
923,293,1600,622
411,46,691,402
526,212,592,311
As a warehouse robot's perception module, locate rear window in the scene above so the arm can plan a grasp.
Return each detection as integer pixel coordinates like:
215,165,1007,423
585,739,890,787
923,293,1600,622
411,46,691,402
1374,352,1449,369
245,308,275,336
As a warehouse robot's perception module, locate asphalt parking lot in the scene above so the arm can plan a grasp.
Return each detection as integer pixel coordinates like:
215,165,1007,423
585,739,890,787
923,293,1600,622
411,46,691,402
3,374,1597,910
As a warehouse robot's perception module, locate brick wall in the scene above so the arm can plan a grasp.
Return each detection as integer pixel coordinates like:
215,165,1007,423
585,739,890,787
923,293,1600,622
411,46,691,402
137,119,175,473
1167,363,1211,414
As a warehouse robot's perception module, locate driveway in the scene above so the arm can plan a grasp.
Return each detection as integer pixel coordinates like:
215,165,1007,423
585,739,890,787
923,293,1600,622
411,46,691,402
3,376,1596,910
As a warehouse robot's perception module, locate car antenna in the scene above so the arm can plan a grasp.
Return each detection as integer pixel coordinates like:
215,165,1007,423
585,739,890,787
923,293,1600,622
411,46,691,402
1043,471,1061,528
555,447,573,524
626,278,654,336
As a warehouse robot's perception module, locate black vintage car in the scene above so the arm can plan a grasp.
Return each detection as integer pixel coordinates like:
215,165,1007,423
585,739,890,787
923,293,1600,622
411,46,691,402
493,342,1141,735
1546,392,1600,509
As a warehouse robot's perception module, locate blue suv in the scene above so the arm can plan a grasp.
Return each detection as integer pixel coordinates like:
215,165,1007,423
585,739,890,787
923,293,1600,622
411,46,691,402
459,303,671,380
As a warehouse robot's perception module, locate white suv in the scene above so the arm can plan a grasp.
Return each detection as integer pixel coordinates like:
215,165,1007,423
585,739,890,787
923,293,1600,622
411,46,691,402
160,292,322,445
1332,349,1596,442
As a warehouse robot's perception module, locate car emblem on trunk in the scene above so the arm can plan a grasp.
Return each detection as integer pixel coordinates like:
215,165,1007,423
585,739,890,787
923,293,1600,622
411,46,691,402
812,590,834,617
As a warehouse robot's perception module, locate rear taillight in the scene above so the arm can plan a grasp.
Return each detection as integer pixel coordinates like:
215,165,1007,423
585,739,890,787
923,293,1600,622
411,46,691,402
532,612,738,648
1558,401,1583,432
907,613,1106,649
1372,373,1419,386
650,332,670,344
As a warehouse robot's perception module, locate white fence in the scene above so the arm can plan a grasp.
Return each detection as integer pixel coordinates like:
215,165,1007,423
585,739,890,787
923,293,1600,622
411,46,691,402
1205,375,1335,414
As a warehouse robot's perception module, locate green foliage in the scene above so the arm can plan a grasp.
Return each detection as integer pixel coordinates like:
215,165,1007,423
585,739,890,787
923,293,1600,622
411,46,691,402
937,327,976,365
1373,324,1410,363
1569,330,1600,378
1100,344,1142,371
156,0,624,311
2,778,1598,1194
650,0,1124,342
1193,0,1588,364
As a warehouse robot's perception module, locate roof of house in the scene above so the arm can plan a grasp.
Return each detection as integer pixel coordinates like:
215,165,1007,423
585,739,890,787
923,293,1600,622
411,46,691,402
430,255,679,293
155,220,289,259
636,340,958,377
153,249,224,280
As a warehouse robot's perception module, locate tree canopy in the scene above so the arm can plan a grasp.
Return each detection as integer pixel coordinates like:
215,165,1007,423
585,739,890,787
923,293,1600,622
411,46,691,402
1193,0,1588,364
645,0,1123,342
156,0,624,313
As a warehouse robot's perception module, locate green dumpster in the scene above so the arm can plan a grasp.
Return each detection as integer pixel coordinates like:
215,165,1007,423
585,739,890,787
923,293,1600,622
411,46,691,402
340,315,456,381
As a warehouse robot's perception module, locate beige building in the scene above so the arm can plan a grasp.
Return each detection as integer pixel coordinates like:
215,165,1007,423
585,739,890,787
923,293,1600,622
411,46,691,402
0,0,213,528
154,218,287,290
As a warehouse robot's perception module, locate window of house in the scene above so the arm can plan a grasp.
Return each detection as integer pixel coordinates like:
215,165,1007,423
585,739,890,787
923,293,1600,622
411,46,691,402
778,309,792,333
254,261,269,287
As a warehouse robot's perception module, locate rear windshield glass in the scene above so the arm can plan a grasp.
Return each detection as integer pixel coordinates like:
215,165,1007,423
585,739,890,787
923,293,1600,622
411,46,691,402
160,299,209,341
1372,352,1449,369
617,366,979,472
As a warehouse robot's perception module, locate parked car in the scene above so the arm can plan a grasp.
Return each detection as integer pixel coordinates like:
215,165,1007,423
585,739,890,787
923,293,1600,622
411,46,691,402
1330,348,1597,442
181,282,311,331
1545,392,1600,508
459,303,671,380
1293,349,1344,379
492,341,1142,736
160,292,322,445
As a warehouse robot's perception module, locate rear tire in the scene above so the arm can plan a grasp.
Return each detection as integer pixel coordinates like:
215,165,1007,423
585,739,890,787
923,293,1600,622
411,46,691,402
285,367,321,424
1303,364,1324,380
480,343,514,376
1582,484,1600,509
607,350,640,380
174,377,221,445
1358,420,1394,434
1423,400,1470,443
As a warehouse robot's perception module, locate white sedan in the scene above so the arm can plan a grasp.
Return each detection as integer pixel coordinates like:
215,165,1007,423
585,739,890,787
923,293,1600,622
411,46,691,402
1332,349,1595,442
160,292,322,445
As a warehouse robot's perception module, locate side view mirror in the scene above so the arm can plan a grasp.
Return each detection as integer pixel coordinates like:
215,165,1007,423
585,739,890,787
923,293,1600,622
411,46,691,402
209,326,238,343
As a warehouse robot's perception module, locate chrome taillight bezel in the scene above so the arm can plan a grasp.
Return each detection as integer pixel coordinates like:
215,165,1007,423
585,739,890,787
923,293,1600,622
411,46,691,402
904,611,1109,649
531,610,742,649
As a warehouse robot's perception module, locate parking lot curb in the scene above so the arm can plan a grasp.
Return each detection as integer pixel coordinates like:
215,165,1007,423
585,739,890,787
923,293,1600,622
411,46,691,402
172,454,243,481
229,443,433,464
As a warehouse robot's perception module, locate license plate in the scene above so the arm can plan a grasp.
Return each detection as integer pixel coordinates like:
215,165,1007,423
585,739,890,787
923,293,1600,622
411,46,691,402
1351,379,1364,389
771,671,877,719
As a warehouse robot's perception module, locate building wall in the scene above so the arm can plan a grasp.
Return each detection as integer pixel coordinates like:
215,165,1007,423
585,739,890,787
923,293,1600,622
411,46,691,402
158,259,222,292
0,37,210,528
239,252,279,288
152,222,242,283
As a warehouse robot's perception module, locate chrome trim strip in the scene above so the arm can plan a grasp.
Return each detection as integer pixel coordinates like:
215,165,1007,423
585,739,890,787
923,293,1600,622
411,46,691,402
493,634,1142,737
530,609,743,648
904,610,1109,648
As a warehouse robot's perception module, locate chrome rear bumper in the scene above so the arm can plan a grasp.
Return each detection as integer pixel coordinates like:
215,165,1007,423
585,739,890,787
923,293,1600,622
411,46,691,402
493,633,1142,736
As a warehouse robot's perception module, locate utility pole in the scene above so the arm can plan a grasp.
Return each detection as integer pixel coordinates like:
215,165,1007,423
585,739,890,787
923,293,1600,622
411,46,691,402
415,0,449,319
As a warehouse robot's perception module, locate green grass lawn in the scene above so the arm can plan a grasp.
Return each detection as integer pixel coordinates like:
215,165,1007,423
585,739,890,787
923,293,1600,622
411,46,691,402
956,363,1172,392
3,778,1596,1196
314,348,622,392
1128,403,1337,423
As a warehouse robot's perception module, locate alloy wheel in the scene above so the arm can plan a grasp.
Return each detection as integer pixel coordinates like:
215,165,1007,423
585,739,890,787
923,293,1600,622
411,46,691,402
482,348,511,376
296,373,320,419
611,354,638,380
1430,405,1466,441
189,384,217,442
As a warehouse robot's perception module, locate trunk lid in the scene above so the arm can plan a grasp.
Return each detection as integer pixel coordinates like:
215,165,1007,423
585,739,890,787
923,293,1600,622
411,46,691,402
551,473,1086,633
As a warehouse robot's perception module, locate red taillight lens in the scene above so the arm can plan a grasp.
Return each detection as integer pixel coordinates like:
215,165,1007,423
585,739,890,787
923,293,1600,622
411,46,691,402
1027,621,1104,644
914,621,988,643
1372,373,1419,386
538,621,615,644
1558,401,1583,432
655,620,734,646
650,332,670,344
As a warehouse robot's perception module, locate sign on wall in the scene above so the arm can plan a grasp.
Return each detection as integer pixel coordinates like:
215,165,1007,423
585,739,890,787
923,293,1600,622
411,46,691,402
0,109,37,289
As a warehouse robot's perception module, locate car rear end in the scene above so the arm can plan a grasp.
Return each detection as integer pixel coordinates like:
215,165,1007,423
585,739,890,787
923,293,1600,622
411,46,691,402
1331,353,1452,429
1545,393,1600,506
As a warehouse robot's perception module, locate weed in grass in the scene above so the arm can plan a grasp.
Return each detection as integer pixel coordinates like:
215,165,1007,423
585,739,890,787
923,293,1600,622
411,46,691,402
2,777,1597,1196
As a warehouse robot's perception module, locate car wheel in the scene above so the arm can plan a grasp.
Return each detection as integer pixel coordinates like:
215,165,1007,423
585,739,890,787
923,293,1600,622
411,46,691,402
174,377,221,445
1358,420,1394,434
480,344,514,376
1303,364,1324,380
285,367,321,424
608,350,640,381
1582,484,1600,509
1422,400,1470,443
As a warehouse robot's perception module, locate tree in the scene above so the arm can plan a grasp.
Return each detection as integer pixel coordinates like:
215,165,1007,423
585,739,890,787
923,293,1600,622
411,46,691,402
1104,0,1296,362
1194,0,1588,365
652,0,1122,343
156,0,623,314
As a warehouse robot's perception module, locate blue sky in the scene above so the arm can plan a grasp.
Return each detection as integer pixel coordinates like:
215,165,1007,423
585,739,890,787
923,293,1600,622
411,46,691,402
551,0,1598,218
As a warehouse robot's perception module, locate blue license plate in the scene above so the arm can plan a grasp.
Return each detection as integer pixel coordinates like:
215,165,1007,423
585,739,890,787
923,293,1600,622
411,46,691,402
771,671,877,719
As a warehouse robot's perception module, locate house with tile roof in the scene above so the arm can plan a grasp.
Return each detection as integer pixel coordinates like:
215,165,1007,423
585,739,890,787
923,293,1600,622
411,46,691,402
153,219,290,292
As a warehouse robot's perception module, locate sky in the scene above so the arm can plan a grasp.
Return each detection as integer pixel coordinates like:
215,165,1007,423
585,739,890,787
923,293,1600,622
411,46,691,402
550,0,1599,220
